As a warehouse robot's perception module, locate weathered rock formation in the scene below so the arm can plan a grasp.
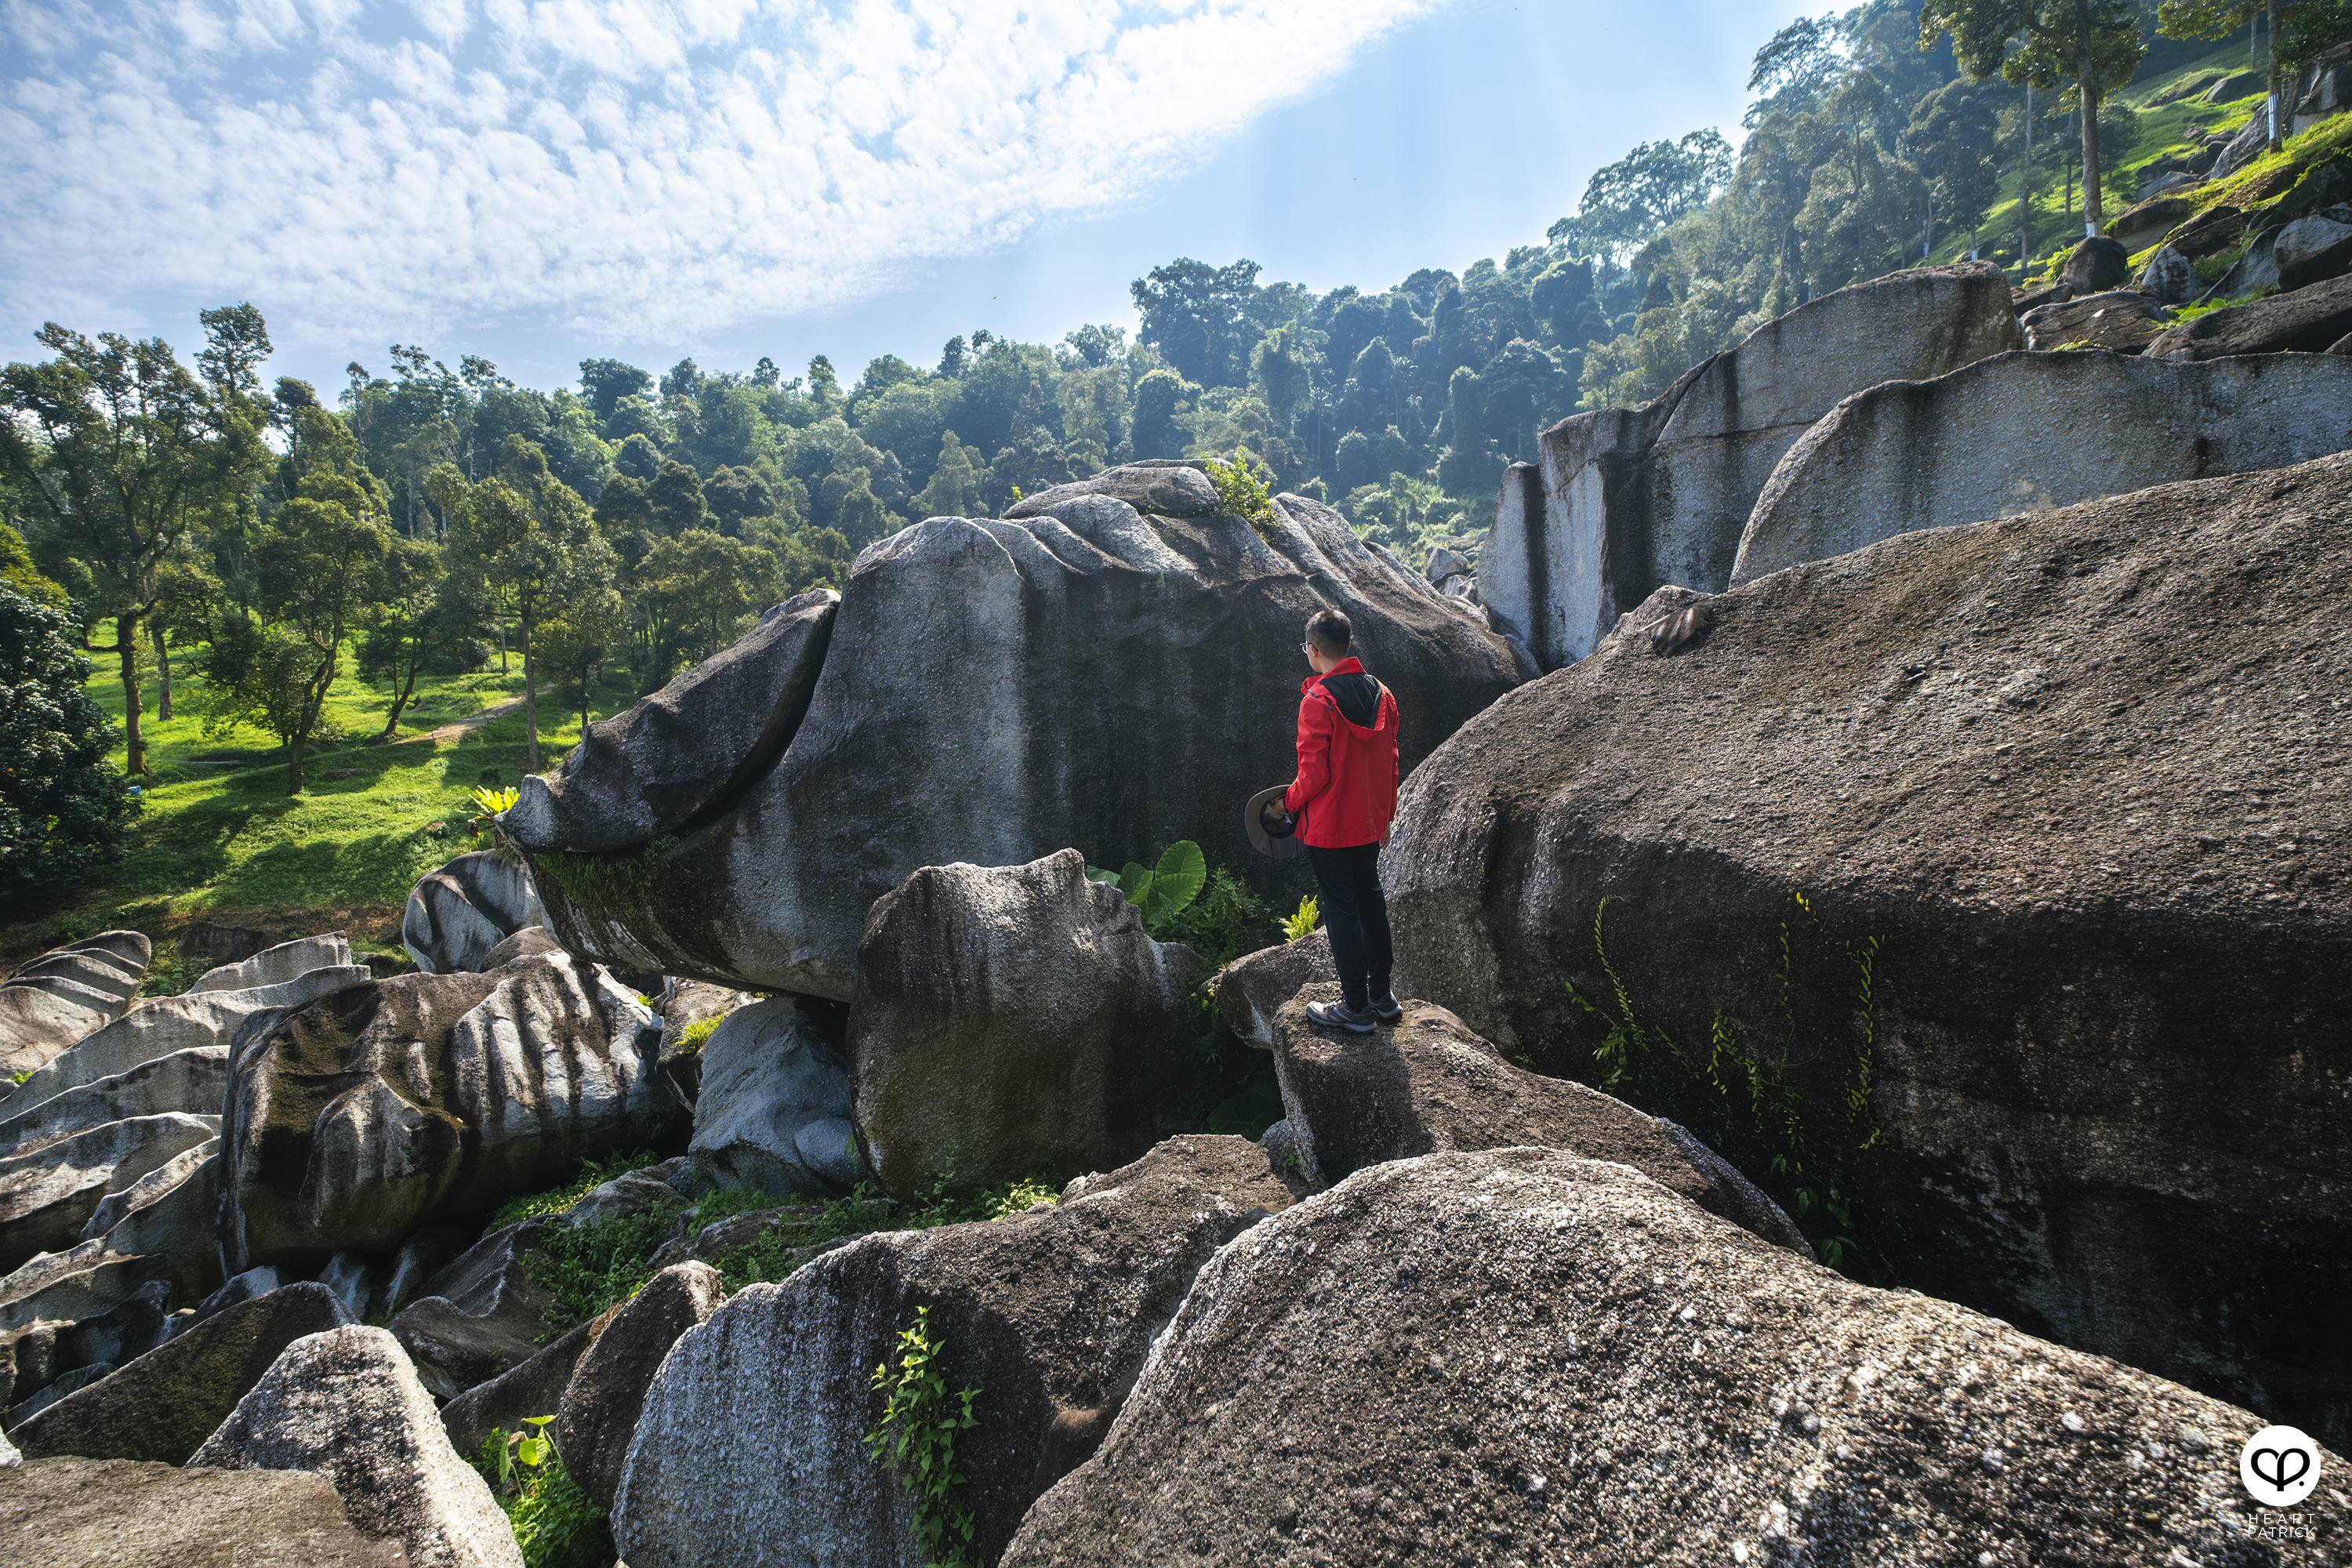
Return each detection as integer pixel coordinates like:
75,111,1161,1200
550,1260,724,1511
219,951,681,1272
0,934,150,1080
848,851,1206,1200
192,1325,523,1568
614,1135,1299,1567
1210,928,1335,1050
0,1113,217,1272
1385,452,2352,1444
1483,262,2022,670
11,1283,352,1465
1272,983,1808,1251
1733,349,2352,585
510,481,1522,999
401,850,546,975
1004,1149,2348,1566
0,1456,406,1566
188,934,354,994
2017,289,2170,351
1000,459,1223,521
2145,270,2352,358
388,1221,563,1402
688,996,858,1197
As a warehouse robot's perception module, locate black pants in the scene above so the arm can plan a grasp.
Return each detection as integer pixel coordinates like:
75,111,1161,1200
1308,842,1392,1013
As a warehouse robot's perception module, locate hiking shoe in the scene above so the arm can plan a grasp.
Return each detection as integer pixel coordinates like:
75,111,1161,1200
1369,994,1403,1024
1306,999,1377,1035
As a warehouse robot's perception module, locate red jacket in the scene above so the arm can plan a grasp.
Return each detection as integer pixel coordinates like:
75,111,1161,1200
1283,657,1399,848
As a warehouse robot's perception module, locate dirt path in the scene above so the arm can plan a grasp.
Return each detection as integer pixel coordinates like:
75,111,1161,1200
410,685,550,746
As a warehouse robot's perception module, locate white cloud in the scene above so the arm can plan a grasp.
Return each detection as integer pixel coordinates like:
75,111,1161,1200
2,0,1454,351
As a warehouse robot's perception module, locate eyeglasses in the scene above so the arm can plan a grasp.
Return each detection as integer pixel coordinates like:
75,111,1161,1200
1300,642,1316,656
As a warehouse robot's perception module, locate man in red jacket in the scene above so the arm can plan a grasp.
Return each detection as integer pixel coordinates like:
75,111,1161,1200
1282,608,1402,1034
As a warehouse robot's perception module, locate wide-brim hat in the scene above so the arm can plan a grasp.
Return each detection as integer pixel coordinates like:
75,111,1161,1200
1244,785,1306,858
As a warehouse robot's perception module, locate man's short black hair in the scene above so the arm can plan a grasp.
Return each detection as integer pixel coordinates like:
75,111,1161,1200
1306,608,1352,655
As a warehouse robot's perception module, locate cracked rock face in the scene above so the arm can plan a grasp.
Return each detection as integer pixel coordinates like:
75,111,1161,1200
514,485,1523,1000
1004,1149,2347,1566
1385,452,2352,1446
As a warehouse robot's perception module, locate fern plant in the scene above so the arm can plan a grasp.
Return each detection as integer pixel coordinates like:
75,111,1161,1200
1281,895,1319,942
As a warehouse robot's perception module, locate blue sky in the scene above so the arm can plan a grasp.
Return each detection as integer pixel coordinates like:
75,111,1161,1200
3,0,1817,397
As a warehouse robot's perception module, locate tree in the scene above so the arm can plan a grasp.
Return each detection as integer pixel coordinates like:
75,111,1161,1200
434,439,617,771
205,468,394,792
0,318,268,779
1249,326,1318,432
1131,368,1196,459
1,584,136,895
1131,259,1263,387
659,358,704,399
578,358,652,422
646,460,710,535
706,466,774,535
1921,0,2147,236
2158,2,2352,153
0,521,68,612
354,535,448,736
913,432,985,519
534,584,627,739
1548,131,1735,262
1907,78,2004,243
642,529,777,660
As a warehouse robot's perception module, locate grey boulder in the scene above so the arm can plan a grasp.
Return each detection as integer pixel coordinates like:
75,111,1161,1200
1004,1149,2348,1566
2145,270,2352,358
0,933,151,1080
848,850,1205,1201
1389,452,2352,1441
1000,459,1221,520
188,933,354,994
10,1282,352,1465
688,997,856,1198
1272,983,1808,1251
0,1113,218,1272
389,1221,561,1402
401,850,545,975
613,1134,1300,1568
191,1324,523,1568
2136,243,2197,303
1733,348,2352,586
551,1260,724,1511
1209,928,1334,1050
440,1313,600,1463
0,1047,226,1160
1482,260,2020,670
0,1456,405,1567
219,951,681,1270
2016,289,2169,352
520,481,1523,1000
504,590,838,855
62,1279,171,1369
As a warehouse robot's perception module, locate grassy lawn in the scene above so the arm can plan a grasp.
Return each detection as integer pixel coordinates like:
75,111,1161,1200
4,641,647,975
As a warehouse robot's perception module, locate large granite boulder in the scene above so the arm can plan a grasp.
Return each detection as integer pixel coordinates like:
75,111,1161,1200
440,1314,599,1461
0,933,150,1080
10,1283,351,1465
0,1113,217,1272
1003,1149,2348,1566
1272,982,1808,1250
8,963,371,1105
219,951,680,1272
612,1134,1299,1568
512,481,1523,1000
1483,261,2021,671
191,1325,524,1568
688,997,857,1196
2016,289,2170,352
1209,928,1335,1051
401,850,545,975
388,1221,562,1402
1000,459,1222,520
0,1047,227,1160
506,590,838,855
1733,349,2352,585
848,851,1207,1200
2060,234,2132,292
1386,451,2352,1445
2145,270,2352,358
187,933,353,994
550,1261,724,1511
0,1456,405,1566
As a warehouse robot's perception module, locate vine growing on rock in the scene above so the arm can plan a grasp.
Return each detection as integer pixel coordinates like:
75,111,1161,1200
866,1305,982,1568
1565,892,1889,1276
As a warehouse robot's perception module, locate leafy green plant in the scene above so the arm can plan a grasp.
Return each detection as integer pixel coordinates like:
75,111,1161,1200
988,1178,1058,1219
1085,839,1207,936
866,1305,982,1568
1280,894,1319,943
677,1014,721,1054
490,1149,662,1230
472,1418,607,1568
1203,448,1279,539
1161,865,1267,967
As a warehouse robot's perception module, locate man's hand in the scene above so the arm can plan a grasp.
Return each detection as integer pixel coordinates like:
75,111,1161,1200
1379,828,1392,848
